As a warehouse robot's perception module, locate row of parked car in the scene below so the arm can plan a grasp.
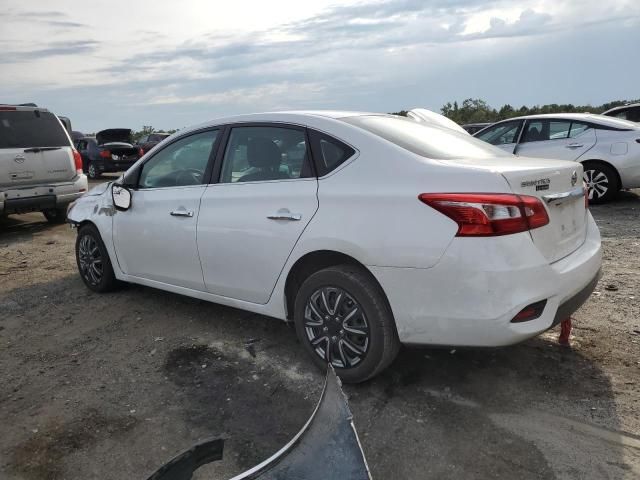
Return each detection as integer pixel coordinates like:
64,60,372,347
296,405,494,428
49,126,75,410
460,103,640,203
2,100,636,380
74,130,170,179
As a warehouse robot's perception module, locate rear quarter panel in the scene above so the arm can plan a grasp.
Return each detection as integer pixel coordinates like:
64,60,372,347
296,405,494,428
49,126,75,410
287,117,514,269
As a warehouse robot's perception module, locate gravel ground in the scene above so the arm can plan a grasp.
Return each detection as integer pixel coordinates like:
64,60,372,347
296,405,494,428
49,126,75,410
1,181,639,479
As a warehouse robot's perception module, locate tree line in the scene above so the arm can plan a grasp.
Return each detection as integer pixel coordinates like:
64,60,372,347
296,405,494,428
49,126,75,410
392,98,639,125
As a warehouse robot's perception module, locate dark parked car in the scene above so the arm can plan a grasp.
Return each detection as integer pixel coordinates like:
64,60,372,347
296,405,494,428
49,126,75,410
602,103,640,123
136,132,171,155
75,129,143,179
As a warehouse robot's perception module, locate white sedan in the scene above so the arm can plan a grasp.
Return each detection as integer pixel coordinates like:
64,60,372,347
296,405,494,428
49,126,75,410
68,111,602,382
474,113,640,203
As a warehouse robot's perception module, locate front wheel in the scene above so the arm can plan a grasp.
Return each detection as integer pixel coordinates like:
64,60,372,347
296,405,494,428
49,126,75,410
75,224,119,292
583,163,619,204
294,264,400,383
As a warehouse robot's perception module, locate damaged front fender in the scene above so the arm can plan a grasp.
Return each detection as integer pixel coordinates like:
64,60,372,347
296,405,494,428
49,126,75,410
147,366,371,480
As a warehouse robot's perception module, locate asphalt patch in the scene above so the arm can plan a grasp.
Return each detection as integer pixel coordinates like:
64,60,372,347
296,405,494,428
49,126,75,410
7,409,138,480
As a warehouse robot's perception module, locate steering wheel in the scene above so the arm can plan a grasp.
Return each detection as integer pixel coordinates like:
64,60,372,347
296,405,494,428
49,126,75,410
175,168,203,186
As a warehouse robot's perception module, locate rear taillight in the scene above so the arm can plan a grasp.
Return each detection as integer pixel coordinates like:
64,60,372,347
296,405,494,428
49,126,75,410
99,150,111,158
418,193,550,237
0,106,17,111
72,149,83,174
138,147,144,157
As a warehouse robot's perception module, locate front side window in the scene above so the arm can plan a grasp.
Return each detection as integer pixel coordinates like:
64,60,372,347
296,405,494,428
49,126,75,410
475,121,522,146
138,130,218,188
219,126,311,183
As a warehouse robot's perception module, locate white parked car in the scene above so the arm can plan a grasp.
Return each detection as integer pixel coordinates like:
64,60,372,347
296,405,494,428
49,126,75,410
68,112,602,382
474,113,640,203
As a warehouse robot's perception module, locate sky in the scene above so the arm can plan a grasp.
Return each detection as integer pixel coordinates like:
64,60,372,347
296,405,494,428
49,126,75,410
1,0,639,132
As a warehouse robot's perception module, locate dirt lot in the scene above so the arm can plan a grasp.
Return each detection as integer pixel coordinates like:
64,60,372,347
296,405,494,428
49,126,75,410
1,180,639,479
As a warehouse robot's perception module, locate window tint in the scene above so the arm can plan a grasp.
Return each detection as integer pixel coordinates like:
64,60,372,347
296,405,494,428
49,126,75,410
475,121,522,145
138,130,217,188
220,126,311,183
569,122,591,138
309,130,355,176
522,120,571,142
344,115,510,159
0,110,69,148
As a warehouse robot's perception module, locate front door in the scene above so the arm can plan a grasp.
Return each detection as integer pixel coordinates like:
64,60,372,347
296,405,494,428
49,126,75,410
112,129,219,290
197,124,319,304
474,120,523,154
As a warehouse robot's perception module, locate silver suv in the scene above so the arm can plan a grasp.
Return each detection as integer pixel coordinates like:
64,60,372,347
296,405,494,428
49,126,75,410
0,105,88,223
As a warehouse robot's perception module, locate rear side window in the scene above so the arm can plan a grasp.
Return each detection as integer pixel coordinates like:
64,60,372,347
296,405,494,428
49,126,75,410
0,110,69,148
309,129,355,176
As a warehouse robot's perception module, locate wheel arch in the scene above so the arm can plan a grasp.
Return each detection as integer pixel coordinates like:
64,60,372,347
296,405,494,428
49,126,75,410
580,159,622,190
283,250,393,322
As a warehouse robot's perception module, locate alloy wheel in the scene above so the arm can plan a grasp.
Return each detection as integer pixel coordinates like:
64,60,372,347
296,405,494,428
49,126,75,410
88,163,97,179
78,234,103,286
583,169,608,201
304,286,370,369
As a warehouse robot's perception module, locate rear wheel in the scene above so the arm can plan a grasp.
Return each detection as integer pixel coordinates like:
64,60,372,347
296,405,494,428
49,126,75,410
75,224,119,292
87,162,101,179
583,162,618,204
42,207,67,224
294,264,400,383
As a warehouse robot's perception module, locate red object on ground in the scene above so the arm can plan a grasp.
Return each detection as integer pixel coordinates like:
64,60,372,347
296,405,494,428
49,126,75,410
559,317,573,346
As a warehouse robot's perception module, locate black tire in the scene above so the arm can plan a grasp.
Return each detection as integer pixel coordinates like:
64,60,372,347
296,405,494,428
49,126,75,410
294,264,400,383
87,162,101,179
75,224,119,292
583,162,619,204
42,207,67,224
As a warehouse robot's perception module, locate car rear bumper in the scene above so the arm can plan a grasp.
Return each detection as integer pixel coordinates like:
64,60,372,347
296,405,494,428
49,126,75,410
369,212,602,347
0,174,88,215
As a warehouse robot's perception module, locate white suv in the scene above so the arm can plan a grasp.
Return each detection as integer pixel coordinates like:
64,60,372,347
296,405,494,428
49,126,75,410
0,105,88,223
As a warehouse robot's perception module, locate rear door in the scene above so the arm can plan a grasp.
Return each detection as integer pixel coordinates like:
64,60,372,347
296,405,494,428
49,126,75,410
0,108,75,187
474,120,523,154
197,124,318,304
515,119,596,161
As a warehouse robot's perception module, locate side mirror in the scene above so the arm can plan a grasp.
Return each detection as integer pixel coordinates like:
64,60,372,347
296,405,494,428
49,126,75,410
112,184,132,211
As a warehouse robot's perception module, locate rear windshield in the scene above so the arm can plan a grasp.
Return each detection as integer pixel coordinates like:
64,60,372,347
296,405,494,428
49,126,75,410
342,115,510,160
0,110,70,149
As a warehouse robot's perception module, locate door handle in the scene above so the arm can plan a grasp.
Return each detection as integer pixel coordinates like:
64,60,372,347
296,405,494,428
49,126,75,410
267,209,302,221
566,143,584,148
170,209,194,218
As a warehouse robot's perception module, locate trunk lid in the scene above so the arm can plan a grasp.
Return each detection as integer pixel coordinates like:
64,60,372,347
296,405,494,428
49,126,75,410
96,128,132,145
439,156,587,263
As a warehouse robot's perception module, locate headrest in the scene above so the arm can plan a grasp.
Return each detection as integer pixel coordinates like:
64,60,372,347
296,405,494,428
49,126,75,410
247,137,282,169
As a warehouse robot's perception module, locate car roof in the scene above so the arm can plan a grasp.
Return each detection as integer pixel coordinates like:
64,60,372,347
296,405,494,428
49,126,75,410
603,103,640,113
495,112,639,129
0,104,50,112
177,110,390,136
